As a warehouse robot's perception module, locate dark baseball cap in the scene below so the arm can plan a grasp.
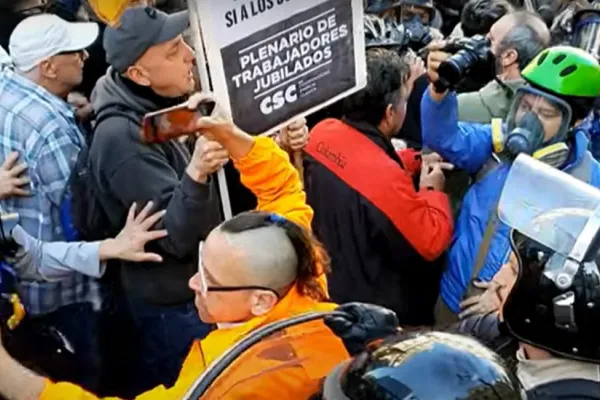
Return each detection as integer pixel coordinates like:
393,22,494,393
104,6,189,73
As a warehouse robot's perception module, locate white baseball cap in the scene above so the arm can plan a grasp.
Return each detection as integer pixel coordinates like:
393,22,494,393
9,14,99,72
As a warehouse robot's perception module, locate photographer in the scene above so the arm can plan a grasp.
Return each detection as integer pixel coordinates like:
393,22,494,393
422,46,600,325
456,11,550,123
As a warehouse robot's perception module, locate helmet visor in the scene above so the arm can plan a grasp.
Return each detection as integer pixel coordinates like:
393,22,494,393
506,87,572,147
499,154,600,261
572,12,600,61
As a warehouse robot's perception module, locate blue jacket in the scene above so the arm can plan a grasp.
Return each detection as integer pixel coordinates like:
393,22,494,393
579,110,600,161
421,90,600,313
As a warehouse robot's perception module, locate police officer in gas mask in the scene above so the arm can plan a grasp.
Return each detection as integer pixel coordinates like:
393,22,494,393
421,46,600,326
365,0,443,52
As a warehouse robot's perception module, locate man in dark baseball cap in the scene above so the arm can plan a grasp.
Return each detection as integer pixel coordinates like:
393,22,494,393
102,6,195,95
88,6,226,392
104,6,189,73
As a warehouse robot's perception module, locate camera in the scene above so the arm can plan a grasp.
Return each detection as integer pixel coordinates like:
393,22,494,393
436,35,494,91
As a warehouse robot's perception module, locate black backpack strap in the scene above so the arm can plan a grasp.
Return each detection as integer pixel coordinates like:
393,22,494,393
70,109,141,241
527,379,600,399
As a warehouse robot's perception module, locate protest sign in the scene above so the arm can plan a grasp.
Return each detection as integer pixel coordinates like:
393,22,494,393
195,0,366,135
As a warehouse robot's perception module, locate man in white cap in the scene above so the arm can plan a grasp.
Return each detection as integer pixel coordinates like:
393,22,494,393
0,13,102,391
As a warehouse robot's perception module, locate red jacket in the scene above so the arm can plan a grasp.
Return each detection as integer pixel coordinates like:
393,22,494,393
304,118,453,326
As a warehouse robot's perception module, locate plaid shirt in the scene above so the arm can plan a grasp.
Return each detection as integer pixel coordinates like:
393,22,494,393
0,69,101,316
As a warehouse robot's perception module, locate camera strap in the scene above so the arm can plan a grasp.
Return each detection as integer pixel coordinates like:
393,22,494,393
467,201,500,300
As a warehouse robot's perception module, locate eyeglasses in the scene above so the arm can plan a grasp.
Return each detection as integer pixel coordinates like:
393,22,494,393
197,241,280,298
57,50,86,59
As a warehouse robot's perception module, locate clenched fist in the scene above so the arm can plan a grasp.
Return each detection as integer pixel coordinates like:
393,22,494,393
278,117,310,152
186,136,230,184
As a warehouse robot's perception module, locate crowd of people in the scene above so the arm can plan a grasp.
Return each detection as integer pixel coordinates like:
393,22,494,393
1,0,600,398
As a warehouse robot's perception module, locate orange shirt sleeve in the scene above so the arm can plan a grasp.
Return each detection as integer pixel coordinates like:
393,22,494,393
233,136,313,230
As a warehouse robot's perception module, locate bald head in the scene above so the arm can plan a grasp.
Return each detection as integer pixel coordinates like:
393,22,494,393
203,225,298,292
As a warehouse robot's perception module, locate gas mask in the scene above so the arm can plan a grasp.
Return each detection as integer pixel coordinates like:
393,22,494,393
505,111,545,156
493,87,573,168
400,10,433,50
404,15,428,37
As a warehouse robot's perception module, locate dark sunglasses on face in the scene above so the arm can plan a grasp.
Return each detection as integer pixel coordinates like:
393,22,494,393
57,49,85,57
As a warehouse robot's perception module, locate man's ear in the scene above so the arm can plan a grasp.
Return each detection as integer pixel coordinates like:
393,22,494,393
385,103,395,120
502,49,519,67
38,59,57,80
378,103,395,134
249,291,278,317
125,65,151,87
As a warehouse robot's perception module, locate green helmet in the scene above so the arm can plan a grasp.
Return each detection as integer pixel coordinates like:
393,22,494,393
521,46,600,98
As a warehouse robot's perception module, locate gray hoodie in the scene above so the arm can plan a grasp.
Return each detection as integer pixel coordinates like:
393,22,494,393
89,68,222,305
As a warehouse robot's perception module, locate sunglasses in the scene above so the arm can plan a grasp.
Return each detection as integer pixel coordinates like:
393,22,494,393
197,241,280,298
56,49,86,59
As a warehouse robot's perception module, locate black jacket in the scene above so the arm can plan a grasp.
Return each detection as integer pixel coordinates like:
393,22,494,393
304,119,450,326
89,68,222,305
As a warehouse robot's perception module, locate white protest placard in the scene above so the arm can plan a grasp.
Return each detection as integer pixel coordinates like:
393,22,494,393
195,0,367,135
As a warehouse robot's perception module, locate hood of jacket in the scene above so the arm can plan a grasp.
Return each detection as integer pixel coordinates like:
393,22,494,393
91,67,166,122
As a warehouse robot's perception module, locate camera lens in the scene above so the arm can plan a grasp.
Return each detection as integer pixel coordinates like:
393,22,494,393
436,35,492,90
438,50,478,88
